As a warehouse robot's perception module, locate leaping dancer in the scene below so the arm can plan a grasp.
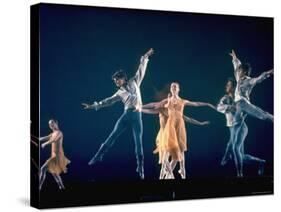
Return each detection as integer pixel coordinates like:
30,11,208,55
226,50,273,177
82,48,154,179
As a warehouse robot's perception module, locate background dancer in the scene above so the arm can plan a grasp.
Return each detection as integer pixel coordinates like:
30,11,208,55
217,78,266,177
39,119,70,190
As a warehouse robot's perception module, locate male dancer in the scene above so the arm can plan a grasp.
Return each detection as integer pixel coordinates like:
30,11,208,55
82,48,154,179
217,78,266,177
229,49,273,122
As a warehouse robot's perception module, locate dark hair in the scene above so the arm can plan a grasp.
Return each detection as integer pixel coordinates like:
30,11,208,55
49,119,58,124
112,70,127,81
238,62,252,76
227,77,236,88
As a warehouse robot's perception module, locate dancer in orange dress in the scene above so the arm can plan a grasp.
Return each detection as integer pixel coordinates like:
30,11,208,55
141,93,211,179
163,82,215,179
39,119,70,190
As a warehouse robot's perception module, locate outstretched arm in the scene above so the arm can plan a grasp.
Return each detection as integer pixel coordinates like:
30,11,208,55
183,115,210,126
39,134,51,142
142,99,167,110
184,99,216,110
134,48,154,86
141,108,160,115
229,49,241,81
82,93,121,111
41,132,61,149
250,69,273,85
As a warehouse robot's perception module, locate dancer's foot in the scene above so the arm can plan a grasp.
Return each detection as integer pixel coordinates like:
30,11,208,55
159,168,166,179
136,166,145,180
220,155,231,166
178,169,186,179
237,173,243,178
88,154,103,166
258,160,266,176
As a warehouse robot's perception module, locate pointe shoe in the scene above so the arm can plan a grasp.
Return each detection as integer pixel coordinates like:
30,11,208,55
136,166,145,180
178,169,186,179
220,156,231,166
237,173,244,178
258,160,266,176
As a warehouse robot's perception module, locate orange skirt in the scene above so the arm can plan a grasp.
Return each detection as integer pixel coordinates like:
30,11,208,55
163,117,187,162
46,154,70,175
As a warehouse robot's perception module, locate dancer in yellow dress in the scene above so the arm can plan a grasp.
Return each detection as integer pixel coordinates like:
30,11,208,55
163,82,215,179
39,119,70,190
141,90,211,179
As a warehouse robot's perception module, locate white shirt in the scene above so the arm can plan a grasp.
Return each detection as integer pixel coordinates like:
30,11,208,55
96,56,149,110
232,58,271,102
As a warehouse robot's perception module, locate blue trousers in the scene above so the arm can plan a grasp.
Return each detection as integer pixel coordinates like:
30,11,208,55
228,121,264,176
94,109,144,168
236,99,273,122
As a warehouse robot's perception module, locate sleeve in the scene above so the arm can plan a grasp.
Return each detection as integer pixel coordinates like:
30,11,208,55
217,96,231,114
96,92,121,109
232,58,242,81
133,56,149,86
249,71,271,85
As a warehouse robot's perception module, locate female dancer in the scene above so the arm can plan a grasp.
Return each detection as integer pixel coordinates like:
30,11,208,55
163,83,215,179
39,119,70,190
141,99,210,179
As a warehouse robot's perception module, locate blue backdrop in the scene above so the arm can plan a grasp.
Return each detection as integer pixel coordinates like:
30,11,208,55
39,4,273,182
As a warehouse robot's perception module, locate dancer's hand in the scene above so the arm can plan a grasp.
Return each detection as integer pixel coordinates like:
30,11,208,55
41,143,47,149
144,48,154,58
82,102,98,110
266,69,274,76
229,49,237,60
202,121,210,125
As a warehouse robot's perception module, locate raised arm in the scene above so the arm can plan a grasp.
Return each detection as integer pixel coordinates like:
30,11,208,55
249,69,273,85
229,49,241,81
183,115,210,126
184,99,216,110
82,92,121,111
134,48,154,86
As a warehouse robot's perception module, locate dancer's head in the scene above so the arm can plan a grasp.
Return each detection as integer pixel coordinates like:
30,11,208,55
225,78,236,94
112,70,127,88
49,119,59,130
237,63,251,78
170,82,180,96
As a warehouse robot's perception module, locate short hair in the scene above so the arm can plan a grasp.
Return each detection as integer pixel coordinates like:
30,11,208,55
49,119,58,125
227,77,236,88
112,70,127,81
238,62,252,76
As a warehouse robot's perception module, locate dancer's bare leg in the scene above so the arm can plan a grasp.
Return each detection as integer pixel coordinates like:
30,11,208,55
170,160,177,172
51,174,65,190
163,153,174,179
39,162,48,190
178,152,186,179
